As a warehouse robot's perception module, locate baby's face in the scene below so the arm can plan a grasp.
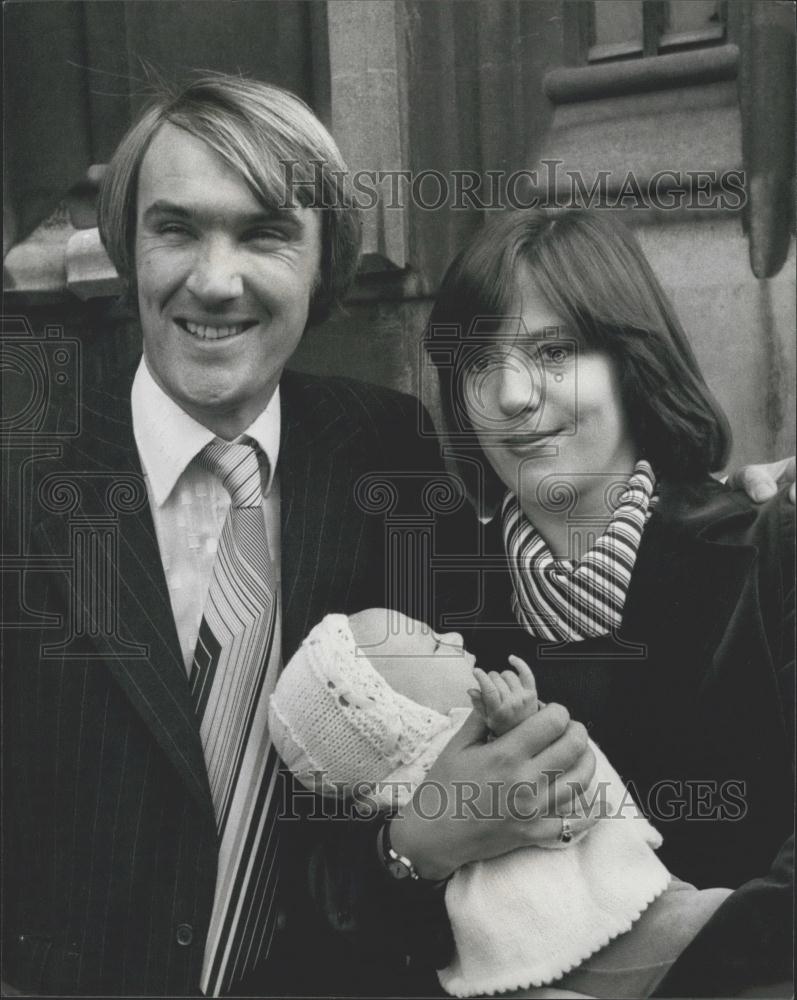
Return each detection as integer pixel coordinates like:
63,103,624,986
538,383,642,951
348,608,476,715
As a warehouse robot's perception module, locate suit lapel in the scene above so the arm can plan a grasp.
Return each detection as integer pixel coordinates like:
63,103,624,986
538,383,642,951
278,373,365,657
31,374,213,817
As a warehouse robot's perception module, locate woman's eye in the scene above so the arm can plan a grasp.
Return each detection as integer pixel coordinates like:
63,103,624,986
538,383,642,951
469,354,492,374
540,342,574,365
467,348,506,375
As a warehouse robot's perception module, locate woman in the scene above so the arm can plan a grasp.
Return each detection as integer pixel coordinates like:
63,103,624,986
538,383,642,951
424,209,793,997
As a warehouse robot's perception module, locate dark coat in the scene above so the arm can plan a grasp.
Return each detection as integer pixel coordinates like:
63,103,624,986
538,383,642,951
1,366,465,996
464,478,794,996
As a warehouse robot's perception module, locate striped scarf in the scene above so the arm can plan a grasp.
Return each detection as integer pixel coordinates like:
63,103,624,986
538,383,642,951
502,460,657,642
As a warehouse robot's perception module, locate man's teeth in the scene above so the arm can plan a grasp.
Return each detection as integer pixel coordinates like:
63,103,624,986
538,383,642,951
183,320,249,340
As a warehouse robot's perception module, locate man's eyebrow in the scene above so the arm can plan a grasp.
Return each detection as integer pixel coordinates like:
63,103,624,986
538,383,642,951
141,200,191,223
141,200,303,231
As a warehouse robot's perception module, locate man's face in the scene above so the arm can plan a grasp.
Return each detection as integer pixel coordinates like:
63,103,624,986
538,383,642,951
134,122,322,438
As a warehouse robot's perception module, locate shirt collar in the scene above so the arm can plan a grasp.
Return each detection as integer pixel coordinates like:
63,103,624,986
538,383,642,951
131,357,281,507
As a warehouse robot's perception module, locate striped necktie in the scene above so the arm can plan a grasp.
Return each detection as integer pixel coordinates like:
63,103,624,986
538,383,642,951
502,460,657,642
192,439,282,996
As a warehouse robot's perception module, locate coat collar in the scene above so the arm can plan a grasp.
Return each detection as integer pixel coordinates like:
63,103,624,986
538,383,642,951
483,477,760,663
32,368,215,817
620,478,759,662
647,476,758,539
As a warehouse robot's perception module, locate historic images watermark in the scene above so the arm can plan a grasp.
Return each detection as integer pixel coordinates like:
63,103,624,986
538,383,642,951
419,318,578,444
282,158,747,212
280,771,749,824
1,317,82,439
1,314,150,658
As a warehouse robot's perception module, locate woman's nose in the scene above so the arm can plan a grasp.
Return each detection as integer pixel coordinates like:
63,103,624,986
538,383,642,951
495,353,542,417
185,239,244,303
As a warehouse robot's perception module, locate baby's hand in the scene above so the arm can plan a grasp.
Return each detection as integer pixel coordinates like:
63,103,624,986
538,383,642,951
469,655,538,737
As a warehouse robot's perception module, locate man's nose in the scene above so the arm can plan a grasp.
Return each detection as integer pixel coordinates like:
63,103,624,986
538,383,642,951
185,239,244,302
495,352,542,417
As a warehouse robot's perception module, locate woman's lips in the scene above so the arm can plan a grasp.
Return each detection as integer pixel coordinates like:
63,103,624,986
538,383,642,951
502,428,564,451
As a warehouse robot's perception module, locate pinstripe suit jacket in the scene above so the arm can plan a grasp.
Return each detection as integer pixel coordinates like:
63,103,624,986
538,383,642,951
2,365,464,996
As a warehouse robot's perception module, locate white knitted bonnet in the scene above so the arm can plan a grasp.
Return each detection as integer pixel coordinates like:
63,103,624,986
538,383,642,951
268,613,453,799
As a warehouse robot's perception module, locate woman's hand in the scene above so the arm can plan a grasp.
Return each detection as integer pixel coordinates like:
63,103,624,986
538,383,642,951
727,456,796,504
390,703,597,880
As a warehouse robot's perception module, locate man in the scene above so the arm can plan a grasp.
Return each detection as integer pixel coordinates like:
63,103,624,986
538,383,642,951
2,75,792,998
1,76,602,998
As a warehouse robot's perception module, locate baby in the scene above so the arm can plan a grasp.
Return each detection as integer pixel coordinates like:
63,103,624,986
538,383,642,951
269,610,730,999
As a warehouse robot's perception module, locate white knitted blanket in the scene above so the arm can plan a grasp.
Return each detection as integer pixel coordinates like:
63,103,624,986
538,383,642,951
382,715,670,998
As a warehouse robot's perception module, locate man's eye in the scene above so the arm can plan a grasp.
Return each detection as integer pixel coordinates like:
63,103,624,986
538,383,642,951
246,227,287,243
155,222,191,237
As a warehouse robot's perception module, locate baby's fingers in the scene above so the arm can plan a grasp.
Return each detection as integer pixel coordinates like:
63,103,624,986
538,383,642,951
509,654,537,694
473,667,503,714
501,669,522,694
489,670,513,702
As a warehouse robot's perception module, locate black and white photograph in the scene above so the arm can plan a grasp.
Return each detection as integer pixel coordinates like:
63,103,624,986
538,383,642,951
2,1,795,997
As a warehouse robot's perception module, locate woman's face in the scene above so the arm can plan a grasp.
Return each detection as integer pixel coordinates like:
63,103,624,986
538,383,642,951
462,264,638,509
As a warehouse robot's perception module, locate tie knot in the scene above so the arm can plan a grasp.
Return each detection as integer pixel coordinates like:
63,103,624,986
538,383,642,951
199,440,264,507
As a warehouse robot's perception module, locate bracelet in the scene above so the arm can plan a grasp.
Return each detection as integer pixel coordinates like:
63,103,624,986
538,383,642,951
377,815,450,888
378,814,420,881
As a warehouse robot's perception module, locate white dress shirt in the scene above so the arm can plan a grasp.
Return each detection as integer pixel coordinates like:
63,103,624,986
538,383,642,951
131,358,281,675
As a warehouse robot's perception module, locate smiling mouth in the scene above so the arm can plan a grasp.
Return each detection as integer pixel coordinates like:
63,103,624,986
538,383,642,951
503,429,564,448
176,319,256,341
